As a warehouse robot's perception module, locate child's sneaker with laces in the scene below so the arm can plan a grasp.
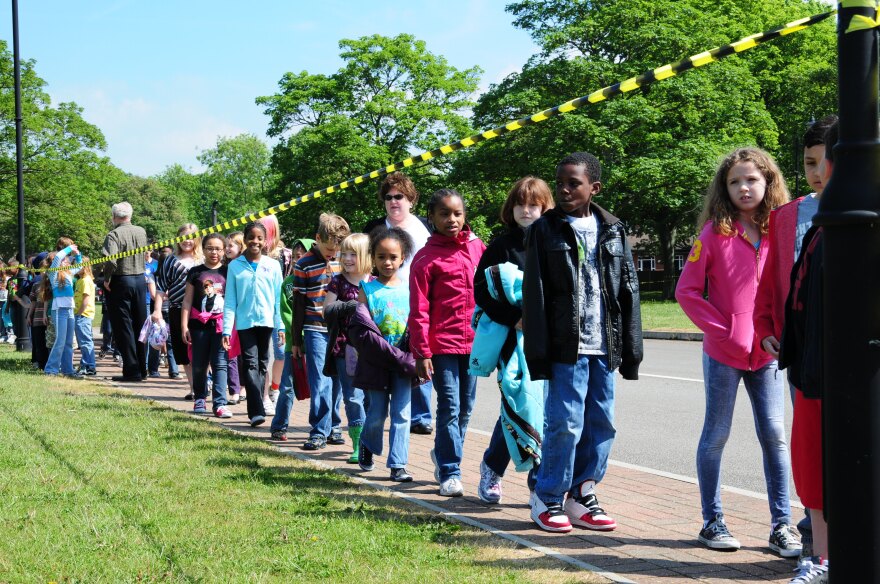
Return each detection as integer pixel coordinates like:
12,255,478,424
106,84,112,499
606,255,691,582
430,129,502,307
358,443,374,471
192,399,208,414
477,460,502,504
769,523,802,558
789,556,828,583
268,388,279,404
262,398,275,417
390,467,413,482
564,481,617,531
270,430,287,441
439,477,464,497
530,491,572,533
214,406,233,419
698,512,741,550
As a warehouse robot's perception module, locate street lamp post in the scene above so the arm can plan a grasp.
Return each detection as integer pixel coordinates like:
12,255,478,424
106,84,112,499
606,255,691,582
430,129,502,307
812,2,880,580
12,0,30,352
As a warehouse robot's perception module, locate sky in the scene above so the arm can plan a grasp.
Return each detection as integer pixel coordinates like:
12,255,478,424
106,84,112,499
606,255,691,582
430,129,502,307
0,1,540,176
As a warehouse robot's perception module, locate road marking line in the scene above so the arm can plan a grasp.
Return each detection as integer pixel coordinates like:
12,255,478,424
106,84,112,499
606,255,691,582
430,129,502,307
638,373,704,383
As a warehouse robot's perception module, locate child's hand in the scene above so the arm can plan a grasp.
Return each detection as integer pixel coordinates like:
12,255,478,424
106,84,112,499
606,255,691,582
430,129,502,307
277,330,286,346
761,335,780,359
416,358,433,381
183,328,191,345
221,335,231,352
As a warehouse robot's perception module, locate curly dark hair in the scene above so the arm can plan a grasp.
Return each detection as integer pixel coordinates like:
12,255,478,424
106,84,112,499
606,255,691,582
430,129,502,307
368,227,414,261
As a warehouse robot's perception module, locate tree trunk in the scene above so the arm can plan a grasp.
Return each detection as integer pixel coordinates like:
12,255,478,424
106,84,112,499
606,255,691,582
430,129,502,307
656,223,678,300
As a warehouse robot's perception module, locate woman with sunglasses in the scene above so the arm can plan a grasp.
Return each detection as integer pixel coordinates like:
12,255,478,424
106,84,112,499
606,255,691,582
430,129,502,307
363,172,435,435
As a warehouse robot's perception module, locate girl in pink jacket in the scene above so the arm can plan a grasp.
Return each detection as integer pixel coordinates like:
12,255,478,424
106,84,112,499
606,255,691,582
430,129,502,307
676,148,800,558
409,189,485,498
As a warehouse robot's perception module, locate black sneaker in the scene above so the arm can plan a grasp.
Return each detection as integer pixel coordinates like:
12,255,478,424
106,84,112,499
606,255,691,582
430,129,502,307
769,523,802,558
698,513,741,551
410,422,433,435
327,430,345,445
302,435,326,451
358,443,374,471
390,467,413,482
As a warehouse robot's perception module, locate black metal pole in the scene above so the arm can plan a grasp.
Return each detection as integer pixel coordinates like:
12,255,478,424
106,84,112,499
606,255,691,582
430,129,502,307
812,2,880,580
11,0,30,352
211,200,218,227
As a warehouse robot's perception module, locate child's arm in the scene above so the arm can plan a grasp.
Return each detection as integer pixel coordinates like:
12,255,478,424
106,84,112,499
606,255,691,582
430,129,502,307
754,213,780,357
617,234,643,380
221,264,237,339
181,280,195,344
273,265,285,347
407,256,434,380
674,233,729,342
290,265,308,358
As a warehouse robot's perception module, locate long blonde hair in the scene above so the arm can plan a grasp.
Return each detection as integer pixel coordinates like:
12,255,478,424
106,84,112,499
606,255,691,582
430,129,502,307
699,147,789,236
175,223,203,263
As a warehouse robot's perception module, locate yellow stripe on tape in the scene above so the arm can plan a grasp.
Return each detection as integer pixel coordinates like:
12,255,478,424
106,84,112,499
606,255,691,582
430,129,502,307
619,77,641,92
690,51,715,67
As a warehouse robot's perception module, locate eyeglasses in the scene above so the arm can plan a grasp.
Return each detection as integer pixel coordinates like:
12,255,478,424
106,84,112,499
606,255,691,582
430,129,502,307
383,193,406,201
204,247,224,253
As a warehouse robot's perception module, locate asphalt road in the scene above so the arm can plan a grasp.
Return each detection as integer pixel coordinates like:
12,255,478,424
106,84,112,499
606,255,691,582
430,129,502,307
468,339,797,500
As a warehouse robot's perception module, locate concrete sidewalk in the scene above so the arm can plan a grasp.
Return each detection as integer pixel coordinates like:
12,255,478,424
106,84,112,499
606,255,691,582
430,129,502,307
96,358,801,584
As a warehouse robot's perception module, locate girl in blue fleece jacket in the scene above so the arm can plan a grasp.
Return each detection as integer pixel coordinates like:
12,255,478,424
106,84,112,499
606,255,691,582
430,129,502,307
45,243,83,377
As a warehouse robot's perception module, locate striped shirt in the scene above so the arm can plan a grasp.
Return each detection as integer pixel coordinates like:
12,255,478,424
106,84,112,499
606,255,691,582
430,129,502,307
154,255,198,308
292,248,339,333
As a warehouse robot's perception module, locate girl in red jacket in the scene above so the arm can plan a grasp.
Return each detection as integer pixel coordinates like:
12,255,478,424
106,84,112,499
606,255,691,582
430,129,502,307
676,148,799,557
409,189,485,497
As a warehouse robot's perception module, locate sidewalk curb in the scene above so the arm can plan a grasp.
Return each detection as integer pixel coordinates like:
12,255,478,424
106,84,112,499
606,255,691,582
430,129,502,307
643,330,703,341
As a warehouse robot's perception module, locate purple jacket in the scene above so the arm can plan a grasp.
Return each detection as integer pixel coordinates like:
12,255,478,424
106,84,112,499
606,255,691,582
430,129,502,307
348,303,416,392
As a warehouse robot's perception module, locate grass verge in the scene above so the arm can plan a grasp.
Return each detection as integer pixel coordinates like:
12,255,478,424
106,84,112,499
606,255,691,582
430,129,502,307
0,346,604,584
640,298,698,332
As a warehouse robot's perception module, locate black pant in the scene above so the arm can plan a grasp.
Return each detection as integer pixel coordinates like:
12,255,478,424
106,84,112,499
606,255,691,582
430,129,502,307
32,324,48,369
238,327,273,420
109,274,147,378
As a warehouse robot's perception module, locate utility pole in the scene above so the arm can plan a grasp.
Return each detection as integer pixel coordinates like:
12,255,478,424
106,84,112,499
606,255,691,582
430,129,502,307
813,1,880,580
12,0,30,352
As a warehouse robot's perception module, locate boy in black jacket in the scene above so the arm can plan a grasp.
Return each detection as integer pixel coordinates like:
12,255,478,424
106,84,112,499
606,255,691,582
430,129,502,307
523,151,643,533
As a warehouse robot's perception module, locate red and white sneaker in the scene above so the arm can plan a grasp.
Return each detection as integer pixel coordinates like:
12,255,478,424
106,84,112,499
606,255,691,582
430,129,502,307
529,491,572,533
564,483,617,531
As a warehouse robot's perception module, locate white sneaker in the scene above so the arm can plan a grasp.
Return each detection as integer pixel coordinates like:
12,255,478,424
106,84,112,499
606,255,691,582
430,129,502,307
477,460,502,504
268,388,279,404
214,406,233,419
439,477,464,497
263,398,275,416
529,491,572,533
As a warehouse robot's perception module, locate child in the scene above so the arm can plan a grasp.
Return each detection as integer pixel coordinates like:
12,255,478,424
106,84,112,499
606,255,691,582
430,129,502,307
291,213,350,451
260,214,295,412
291,238,314,262
409,189,485,497
779,120,838,582
524,152,642,533
473,176,555,504
183,234,232,419
44,240,83,377
222,222,284,427
350,227,417,481
224,231,244,404
754,115,836,559
676,147,799,557
73,260,97,376
323,233,372,462
28,253,50,370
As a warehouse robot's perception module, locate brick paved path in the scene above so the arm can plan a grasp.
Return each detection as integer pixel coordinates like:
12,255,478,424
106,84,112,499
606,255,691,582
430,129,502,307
95,356,801,584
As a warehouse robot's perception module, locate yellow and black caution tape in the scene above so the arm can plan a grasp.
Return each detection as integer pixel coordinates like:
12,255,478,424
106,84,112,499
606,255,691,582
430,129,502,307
843,0,880,32
37,9,835,273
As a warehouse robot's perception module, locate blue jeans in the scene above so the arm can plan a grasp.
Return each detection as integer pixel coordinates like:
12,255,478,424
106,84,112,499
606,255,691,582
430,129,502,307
432,354,477,481
335,356,366,427
74,315,95,370
271,351,295,433
361,374,411,469
535,355,616,504
45,306,75,375
483,418,511,477
190,327,228,408
304,330,342,438
411,379,433,426
697,353,791,524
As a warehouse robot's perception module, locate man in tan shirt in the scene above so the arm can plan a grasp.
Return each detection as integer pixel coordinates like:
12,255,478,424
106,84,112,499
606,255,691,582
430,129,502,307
102,201,148,382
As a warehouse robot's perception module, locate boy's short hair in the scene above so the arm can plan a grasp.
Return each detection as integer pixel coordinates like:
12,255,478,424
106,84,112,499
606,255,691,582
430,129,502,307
558,151,602,182
804,114,839,149
824,119,839,163
316,213,350,244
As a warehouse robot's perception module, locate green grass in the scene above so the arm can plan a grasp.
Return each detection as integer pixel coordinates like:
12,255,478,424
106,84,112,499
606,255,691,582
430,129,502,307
0,346,601,584
640,297,699,332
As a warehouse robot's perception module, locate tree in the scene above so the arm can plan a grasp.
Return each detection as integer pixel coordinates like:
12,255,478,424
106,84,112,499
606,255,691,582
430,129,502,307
257,34,481,236
114,175,188,243
451,0,835,297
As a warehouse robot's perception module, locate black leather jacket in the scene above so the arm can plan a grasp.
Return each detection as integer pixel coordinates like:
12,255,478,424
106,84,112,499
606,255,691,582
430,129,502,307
523,205,643,380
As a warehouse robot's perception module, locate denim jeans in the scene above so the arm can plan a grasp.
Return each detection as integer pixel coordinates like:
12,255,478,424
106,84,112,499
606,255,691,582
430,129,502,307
271,351,295,433
361,374,411,469
535,355,616,505
335,356,365,427
411,379,433,426
74,315,95,370
432,354,477,481
304,330,342,438
190,327,228,408
697,353,791,524
483,418,511,477
45,306,76,375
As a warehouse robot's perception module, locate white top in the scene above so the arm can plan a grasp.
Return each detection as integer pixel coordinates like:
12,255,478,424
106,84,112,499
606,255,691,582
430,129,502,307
388,214,430,283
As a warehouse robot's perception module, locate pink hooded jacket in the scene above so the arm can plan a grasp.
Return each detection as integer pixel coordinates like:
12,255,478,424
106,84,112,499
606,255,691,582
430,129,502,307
675,221,773,371
408,228,485,359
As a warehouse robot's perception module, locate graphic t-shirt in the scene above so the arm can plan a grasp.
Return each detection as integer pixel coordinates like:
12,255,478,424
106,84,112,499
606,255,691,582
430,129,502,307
186,264,227,331
564,213,606,355
362,279,409,347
